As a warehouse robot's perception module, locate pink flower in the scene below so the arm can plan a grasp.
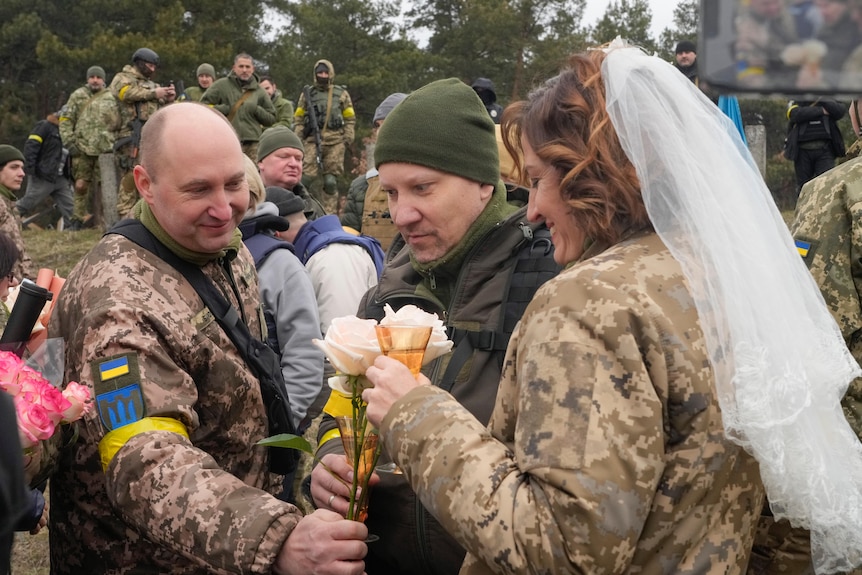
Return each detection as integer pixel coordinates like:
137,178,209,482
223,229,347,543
18,372,70,426
61,381,91,423
15,396,57,448
0,351,25,395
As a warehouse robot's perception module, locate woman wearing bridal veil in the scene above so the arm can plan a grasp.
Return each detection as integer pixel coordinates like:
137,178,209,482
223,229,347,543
361,40,862,574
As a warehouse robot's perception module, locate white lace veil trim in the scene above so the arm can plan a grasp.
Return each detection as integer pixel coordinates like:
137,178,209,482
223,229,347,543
601,39,862,574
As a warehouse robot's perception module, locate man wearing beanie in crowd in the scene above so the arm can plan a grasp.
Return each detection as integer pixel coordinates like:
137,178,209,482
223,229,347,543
673,40,699,84
341,92,406,251
202,52,275,162
184,63,216,102
60,64,116,229
310,78,560,575
258,125,326,219
0,145,33,279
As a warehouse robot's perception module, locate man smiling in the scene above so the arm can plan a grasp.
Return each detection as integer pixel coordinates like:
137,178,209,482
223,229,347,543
48,103,367,575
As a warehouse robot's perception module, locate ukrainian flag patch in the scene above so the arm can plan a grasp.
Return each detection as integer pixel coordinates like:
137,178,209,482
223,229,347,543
795,239,812,258
99,356,130,381
92,353,145,432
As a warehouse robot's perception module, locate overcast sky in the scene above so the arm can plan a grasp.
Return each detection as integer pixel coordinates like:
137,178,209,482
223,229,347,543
582,0,678,38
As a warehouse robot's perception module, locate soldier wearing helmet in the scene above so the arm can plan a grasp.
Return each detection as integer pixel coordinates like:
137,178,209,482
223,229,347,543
109,47,176,217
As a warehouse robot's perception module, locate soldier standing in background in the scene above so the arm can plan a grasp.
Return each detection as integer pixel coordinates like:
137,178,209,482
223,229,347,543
341,92,406,251
183,63,215,102
201,53,276,162
293,59,355,210
17,111,75,231
470,78,503,124
260,76,295,129
110,47,176,217
59,65,118,229
0,145,33,278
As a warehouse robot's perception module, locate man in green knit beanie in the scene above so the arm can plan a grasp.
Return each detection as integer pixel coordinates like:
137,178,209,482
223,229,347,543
311,77,560,575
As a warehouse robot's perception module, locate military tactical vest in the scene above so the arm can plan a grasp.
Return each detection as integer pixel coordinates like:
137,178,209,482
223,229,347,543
360,175,398,252
309,85,346,131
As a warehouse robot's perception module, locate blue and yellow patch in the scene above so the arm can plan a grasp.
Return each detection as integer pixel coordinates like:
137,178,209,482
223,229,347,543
795,238,813,258
92,353,145,432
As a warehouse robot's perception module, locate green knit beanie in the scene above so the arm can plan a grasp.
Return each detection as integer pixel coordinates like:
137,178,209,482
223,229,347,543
196,63,215,78
258,126,304,161
0,145,24,167
87,66,106,80
375,78,499,185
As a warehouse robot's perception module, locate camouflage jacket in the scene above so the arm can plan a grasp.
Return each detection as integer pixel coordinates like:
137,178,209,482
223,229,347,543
791,158,862,440
110,65,164,139
200,72,276,142
60,86,118,156
380,230,765,575
47,233,300,574
0,185,33,279
294,60,356,145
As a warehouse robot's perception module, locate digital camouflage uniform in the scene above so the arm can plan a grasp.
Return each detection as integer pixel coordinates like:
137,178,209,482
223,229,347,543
751,158,862,575
379,229,765,574
60,85,119,222
294,59,355,209
110,65,169,217
0,184,33,279
47,232,301,574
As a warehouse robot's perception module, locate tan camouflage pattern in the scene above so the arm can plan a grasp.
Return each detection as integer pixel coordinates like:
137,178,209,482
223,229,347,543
380,230,765,574
110,65,166,216
294,80,355,178
47,233,301,574
790,157,862,440
60,85,119,157
360,174,398,251
0,186,33,279
110,65,162,138
763,157,862,575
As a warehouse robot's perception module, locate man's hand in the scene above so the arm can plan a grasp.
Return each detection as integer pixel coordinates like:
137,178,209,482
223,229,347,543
273,509,367,575
155,85,176,102
311,453,356,515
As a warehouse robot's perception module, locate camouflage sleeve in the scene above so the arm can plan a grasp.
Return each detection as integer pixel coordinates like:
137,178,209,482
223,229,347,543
112,73,155,104
57,242,299,573
791,162,862,441
293,92,307,137
59,89,85,146
381,277,667,574
0,200,33,279
340,90,355,143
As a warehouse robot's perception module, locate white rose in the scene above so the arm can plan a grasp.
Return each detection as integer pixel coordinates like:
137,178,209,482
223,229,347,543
313,316,382,376
380,304,453,365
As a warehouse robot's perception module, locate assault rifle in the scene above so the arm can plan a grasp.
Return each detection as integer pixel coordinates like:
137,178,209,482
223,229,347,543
112,102,144,160
302,85,324,173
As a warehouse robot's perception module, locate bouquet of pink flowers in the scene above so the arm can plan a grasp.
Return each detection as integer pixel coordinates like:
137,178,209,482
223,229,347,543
0,349,91,450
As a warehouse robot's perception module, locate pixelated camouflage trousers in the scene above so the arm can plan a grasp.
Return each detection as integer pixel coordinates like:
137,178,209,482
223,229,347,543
71,155,100,221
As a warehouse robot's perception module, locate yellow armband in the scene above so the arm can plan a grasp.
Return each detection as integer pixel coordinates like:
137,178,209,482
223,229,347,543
99,416,189,471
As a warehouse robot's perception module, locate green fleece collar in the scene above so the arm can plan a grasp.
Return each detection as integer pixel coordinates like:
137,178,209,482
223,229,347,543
0,184,16,203
135,201,242,266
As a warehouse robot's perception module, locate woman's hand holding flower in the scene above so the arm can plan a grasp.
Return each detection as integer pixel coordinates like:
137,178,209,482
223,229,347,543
363,356,431,427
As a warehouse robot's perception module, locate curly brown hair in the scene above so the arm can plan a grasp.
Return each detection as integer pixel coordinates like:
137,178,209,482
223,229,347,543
501,50,649,246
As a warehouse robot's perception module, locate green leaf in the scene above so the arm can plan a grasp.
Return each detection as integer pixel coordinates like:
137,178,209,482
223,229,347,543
256,434,314,455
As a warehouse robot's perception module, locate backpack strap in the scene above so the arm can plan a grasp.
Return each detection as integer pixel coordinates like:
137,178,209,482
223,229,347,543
438,223,561,393
107,219,299,473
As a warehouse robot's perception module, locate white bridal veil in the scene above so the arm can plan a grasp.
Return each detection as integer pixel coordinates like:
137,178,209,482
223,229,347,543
602,40,862,574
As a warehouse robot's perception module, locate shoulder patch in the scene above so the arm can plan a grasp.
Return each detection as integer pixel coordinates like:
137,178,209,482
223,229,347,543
794,237,817,261
92,353,145,432
192,307,215,331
